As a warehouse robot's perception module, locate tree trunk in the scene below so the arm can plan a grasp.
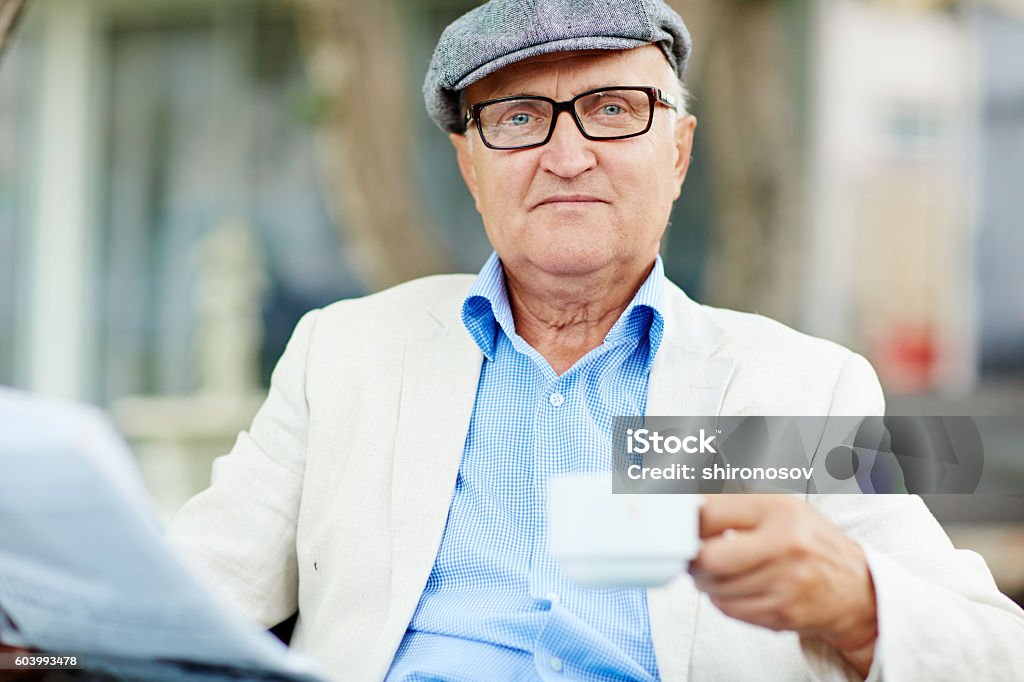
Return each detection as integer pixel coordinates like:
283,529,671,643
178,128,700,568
0,0,29,58
668,0,804,323
294,0,449,290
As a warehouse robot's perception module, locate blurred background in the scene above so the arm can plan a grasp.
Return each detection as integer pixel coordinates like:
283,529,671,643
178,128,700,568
0,0,1022,604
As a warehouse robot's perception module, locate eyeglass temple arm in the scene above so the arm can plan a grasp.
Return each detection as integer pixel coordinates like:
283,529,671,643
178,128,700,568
656,89,678,111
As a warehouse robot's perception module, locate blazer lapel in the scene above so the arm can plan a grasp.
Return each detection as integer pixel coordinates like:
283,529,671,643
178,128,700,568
645,287,735,682
370,317,483,677
646,282,735,417
647,345,735,416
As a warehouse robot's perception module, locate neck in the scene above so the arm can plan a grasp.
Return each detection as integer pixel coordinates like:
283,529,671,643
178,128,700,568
503,259,656,375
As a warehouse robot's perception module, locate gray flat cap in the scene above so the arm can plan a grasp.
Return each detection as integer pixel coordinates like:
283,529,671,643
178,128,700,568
424,0,692,133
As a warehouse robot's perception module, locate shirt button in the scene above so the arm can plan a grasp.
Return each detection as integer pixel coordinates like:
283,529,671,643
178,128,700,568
549,656,563,672
546,591,560,605
549,392,565,407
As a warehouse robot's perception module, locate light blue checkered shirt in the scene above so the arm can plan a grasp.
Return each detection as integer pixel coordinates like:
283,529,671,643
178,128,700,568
386,252,666,681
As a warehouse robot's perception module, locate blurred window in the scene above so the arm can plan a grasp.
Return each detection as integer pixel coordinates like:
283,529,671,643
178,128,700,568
97,3,363,402
975,6,1024,375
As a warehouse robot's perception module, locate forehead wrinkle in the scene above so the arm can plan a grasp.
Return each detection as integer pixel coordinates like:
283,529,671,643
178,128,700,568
469,50,614,101
468,46,674,103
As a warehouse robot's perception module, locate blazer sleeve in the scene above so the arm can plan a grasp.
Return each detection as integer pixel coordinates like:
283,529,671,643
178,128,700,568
800,353,1024,681
166,308,321,628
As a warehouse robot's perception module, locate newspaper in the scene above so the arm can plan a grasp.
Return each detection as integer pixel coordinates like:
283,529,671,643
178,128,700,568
0,388,327,681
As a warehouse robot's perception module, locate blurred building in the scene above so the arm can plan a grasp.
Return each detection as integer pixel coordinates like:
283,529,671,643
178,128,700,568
806,0,1024,397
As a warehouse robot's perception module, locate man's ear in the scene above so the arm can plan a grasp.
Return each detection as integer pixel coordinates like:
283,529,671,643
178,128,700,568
672,114,698,201
450,132,480,207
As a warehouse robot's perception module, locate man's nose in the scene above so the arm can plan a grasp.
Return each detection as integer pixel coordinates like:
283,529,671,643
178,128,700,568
538,110,597,178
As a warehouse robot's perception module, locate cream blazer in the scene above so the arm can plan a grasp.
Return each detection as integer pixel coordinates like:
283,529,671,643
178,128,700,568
168,275,1024,681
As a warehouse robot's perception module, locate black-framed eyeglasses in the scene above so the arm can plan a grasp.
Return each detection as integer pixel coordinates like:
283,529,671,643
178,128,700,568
464,86,678,151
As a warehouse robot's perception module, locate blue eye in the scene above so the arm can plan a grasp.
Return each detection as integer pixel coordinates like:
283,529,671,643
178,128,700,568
601,104,624,116
508,113,533,126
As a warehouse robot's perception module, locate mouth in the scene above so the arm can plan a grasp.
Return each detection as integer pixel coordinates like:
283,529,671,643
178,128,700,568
534,195,607,209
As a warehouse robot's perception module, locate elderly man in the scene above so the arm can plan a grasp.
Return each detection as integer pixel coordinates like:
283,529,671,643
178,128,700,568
169,0,1024,680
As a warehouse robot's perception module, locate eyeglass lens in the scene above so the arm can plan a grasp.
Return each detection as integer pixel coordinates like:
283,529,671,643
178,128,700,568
477,89,652,149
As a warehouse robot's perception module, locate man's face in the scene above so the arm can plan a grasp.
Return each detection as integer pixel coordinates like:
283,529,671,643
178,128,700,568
450,45,697,280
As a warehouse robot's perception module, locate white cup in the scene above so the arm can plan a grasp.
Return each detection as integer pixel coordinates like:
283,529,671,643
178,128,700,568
548,472,702,588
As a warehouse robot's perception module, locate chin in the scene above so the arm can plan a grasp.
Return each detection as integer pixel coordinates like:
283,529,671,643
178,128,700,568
523,244,618,277
492,220,635,277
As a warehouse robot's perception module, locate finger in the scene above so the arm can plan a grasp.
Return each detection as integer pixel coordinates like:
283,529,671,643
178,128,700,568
708,592,787,632
693,560,780,599
699,495,773,538
692,528,779,577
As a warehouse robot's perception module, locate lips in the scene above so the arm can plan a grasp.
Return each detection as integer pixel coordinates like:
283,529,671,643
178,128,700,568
534,195,607,208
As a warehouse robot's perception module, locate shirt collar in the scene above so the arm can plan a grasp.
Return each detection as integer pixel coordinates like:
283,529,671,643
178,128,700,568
461,252,666,369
